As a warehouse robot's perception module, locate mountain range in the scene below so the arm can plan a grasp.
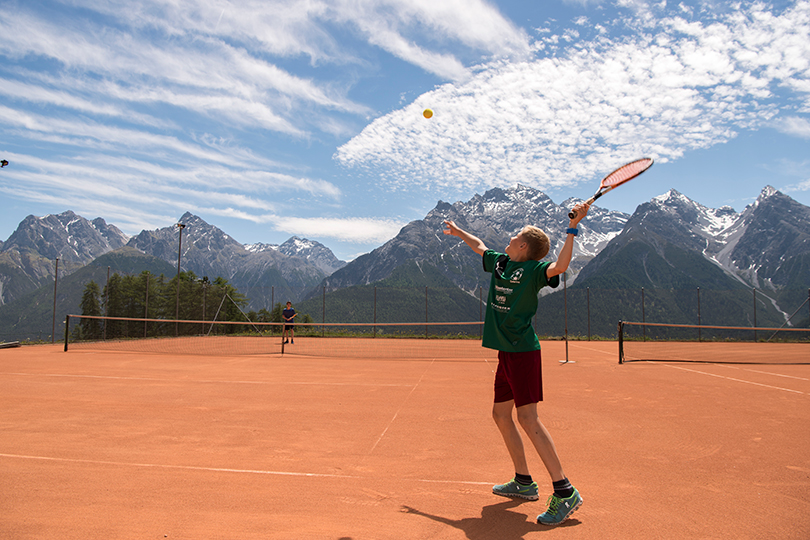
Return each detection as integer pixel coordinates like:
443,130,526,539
1,185,808,341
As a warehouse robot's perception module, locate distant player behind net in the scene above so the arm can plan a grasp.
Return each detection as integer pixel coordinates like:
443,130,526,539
282,301,297,344
442,200,589,526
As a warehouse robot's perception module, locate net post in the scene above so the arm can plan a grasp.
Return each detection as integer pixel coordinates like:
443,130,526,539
618,320,624,364
64,315,70,352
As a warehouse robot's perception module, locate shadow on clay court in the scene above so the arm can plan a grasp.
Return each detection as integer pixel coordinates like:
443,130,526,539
401,499,580,539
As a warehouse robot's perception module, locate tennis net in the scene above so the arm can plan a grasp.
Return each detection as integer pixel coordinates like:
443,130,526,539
64,315,490,359
618,321,810,364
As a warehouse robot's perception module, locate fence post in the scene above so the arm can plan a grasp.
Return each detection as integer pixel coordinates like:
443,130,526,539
425,286,428,338
103,266,110,340
561,272,572,364
641,287,646,341
587,287,590,341
52,258,59,344
753,288,757,341
322,286,326,337
373,286,377,338
697,287,701,342
144,274,150,338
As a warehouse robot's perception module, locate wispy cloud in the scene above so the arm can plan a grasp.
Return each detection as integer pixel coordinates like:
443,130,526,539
0,0,521,242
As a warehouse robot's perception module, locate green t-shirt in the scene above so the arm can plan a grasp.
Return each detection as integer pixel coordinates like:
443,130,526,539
481,249,560,352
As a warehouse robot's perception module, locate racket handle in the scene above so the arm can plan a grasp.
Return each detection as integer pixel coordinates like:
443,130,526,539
569,196,596,219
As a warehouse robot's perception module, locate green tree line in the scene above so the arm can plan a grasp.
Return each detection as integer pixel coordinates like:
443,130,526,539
74,270,311,341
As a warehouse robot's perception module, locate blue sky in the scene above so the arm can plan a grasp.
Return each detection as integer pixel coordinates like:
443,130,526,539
1,0,808,261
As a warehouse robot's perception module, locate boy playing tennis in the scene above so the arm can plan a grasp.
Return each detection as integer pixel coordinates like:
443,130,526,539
442,201,589,526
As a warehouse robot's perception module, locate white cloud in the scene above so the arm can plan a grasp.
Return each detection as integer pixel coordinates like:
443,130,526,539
191,210,405,243
340,0,532,80
276,216,405,243
773,116,810,138
335,2,810,195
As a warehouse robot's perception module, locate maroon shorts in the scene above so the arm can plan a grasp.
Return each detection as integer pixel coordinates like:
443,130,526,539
493,350,543,406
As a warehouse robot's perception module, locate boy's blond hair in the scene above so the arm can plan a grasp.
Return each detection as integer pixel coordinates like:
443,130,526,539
520,226,550,261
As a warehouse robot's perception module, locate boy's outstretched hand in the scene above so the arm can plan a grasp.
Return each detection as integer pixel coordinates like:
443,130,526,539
443,220,487,256
443,220,460,237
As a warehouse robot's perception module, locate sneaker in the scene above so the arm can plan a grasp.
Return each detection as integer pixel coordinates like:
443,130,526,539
283,340,289,344
536,488,582,526
492,478,539,500
291,339,294,344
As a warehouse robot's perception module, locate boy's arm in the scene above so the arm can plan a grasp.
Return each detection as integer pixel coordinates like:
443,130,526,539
547,202,590,278
443,220,488,256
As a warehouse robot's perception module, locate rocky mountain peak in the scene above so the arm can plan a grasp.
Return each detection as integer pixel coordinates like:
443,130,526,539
2,210,128,264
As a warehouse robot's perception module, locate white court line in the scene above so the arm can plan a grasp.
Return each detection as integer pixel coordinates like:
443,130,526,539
367,358,435,456
1,372,411,387
717,365,810,381
661,364,806,395
0,452,492,485
568,343,616,358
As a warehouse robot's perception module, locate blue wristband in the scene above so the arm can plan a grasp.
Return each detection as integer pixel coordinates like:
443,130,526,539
566,228,578,236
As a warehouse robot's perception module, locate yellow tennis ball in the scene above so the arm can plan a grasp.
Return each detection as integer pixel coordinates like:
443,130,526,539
423,108,433,119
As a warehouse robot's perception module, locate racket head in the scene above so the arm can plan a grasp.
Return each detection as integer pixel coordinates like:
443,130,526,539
568,157,654,219
600,157,654,188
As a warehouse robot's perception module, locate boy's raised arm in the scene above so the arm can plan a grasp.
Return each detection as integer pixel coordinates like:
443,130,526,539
443,220,488,256
547,202,590,278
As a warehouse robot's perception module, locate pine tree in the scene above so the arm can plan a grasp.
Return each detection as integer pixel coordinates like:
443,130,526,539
79,281,103,340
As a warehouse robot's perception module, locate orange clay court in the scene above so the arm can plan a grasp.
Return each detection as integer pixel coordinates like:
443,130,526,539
1,339,809,540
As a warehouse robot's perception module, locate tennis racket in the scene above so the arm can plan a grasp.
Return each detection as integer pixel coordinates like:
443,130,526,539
569,157,654,218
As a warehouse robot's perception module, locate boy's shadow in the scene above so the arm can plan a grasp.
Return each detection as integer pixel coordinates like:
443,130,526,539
401,500,580,540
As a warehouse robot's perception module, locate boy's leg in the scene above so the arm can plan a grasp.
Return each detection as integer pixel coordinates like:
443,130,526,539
515,402,565,482
491,400,539,500
492,400,530,475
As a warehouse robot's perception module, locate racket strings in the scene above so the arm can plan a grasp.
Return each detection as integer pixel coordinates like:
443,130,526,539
602,158,653,187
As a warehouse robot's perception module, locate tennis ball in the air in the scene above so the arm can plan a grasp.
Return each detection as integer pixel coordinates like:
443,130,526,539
423,108,433,119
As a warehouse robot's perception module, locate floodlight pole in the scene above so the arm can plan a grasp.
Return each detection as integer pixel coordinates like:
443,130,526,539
175,223,185,336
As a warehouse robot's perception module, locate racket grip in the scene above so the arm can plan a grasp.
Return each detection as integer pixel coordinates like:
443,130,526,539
569,195,597,219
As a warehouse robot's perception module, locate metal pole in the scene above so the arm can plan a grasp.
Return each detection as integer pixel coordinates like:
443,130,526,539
425,286,428,338
479,286,483,338
144,274,150,338
322,286,326,337
175,223,185,337
586,287,590,341
51,258,59,343
373,286,377,338
642,287,646,341
561,272,573,364
103,266,110,340
201,279,206,335
697,287,701,342
753,288,757,341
